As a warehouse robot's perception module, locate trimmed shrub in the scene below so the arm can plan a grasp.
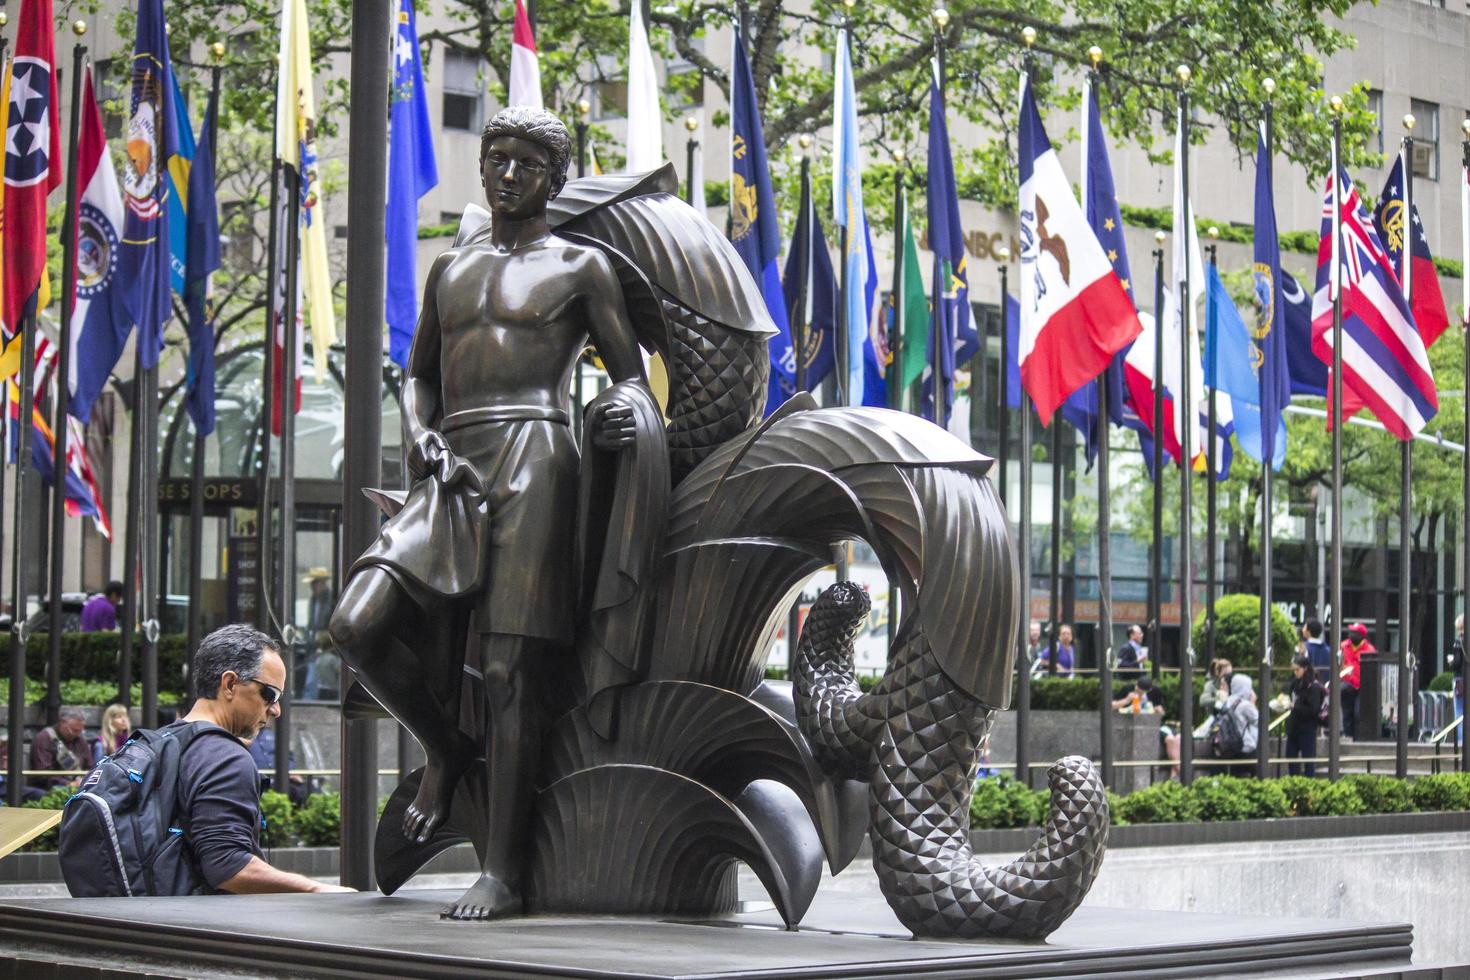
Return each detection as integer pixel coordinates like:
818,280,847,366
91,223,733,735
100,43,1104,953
1114,780,1196,824
1195,594,1297,670
1344,774,1414,814
20,785,74,852
295,792,341,847
1274,775,1318,817
1190,776,1255,822
1239,779,1290,820
259,790,296,847
1029,676,1099,712
24,632,189,696
1428,672,1454,693
970,775,1045,829
1303,780,1366,817
1411,773,1470,812
1105,788,1128,826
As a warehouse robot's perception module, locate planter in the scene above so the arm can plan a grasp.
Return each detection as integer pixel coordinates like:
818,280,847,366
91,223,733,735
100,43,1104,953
969,807,1470,854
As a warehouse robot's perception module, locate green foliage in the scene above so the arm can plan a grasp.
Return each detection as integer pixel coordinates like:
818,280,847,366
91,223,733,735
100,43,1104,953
1238,779,1290,820
1195,595,1298,671
1410,773,1470,812
1273,775,1318,817
1113,780,1196,824
19,786,75,852
1105,789,1128,826
259,790,296,847
1028,676,1099,712
0,679,181,708
1343,774,1414,814
295,792,342,848
969,775,1045,829
1189,776,1256,822
1429,672,1455,693
22,633,189,699
1301,780,1367,817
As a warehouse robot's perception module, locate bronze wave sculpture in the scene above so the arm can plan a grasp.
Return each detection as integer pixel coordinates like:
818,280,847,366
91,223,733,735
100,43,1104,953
332,105,1107,938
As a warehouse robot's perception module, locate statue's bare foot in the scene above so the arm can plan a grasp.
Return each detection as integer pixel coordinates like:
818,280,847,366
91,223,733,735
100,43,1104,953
441,873,521,920
404,740,473,844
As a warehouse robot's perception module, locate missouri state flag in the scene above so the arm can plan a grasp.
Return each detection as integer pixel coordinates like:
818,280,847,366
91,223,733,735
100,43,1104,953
1017,73,1140,425
1,0,62,380
68,66,135,425
1310,166,1436,439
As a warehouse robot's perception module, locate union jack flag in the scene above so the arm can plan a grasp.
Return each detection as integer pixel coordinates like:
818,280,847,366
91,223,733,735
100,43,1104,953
1309,167,1437,440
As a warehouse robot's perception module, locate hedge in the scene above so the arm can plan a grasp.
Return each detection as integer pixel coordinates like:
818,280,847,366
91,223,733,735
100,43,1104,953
24,632,189,690
1196,595,1297,670
0,678,181,708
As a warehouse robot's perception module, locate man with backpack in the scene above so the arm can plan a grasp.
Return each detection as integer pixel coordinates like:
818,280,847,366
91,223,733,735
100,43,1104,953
59,624,353,897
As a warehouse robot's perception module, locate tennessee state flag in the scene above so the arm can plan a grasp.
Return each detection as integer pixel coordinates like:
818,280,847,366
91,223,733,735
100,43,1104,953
1,0,61,380
1017,73,1139,425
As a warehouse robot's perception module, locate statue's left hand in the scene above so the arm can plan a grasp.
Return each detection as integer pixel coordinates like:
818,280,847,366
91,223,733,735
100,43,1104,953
591,402,637,452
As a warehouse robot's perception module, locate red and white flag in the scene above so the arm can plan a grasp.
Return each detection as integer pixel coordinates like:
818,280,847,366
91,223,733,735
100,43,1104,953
1016,73,1140,425
509,0,542,109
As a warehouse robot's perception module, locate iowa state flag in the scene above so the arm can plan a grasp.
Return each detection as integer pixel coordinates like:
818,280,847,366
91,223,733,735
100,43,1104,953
1017,73,1140,425
1,0,62,379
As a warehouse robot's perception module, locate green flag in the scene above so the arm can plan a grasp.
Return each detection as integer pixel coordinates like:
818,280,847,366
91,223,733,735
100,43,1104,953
897,207,931,393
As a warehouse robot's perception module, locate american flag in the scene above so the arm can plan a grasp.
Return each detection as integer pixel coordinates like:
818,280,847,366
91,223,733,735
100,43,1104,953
1310,168,1437,440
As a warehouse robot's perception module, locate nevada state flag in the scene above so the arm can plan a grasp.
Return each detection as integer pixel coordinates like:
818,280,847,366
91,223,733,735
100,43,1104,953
1017,73,1140,424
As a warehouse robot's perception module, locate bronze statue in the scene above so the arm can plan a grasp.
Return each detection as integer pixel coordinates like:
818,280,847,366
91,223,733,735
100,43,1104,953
335,105,1108,938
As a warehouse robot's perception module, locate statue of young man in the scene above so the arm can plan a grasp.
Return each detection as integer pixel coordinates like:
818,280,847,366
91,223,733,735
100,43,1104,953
329,107,645,920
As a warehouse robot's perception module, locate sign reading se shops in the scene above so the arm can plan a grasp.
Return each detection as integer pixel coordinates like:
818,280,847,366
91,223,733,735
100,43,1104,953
157,477,257,509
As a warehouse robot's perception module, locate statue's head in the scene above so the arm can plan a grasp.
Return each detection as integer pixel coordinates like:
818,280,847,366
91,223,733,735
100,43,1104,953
479,106,572,215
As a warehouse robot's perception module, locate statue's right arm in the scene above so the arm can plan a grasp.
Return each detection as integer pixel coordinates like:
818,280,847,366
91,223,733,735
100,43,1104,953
402,252,451,481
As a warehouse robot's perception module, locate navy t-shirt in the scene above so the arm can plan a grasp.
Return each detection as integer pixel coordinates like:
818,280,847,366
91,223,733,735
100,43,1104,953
167,721,263,891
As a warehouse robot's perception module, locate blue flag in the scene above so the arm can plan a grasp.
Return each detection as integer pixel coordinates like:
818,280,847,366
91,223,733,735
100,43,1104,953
1204,264,1282,469
832,30,869,406
860,219,885,407
1003,292,1021,408
166,71,196,295
1251,123,1289,470
386,0,439,368
924,78,972,420
782,166,837,390
1281,269,1324,397
118,0,182,371
184,90,221,436
730,33,793,415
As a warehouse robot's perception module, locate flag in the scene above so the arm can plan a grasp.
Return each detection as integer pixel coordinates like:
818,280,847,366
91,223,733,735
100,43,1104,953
386,0,439,368
68,66,134,425
1,0,62,380
508,0,543,109
184,86,221,436
1374,154,1450,356
1463,151,1469,331
1205,264,1281,468
896,204,930,393
1310,166,1437,440
781,167,836,391
625,0,662,172
689,138,706,214
269,170,300,438
1251,122,1289,470
1017,73,1140,425
118,0,181,371
23,339,110,537
833,30,869,405
1280,269,1324,397
859,217,886,407
925,76,972,419
729,32,792,415
165,70,196,295
277,0,337,380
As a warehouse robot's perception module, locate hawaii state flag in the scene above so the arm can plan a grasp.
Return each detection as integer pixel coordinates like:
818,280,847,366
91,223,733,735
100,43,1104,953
68,66,134,424
1017,73,1140,425
1,0,61,380
508,0,542,108
1311,166,1436,439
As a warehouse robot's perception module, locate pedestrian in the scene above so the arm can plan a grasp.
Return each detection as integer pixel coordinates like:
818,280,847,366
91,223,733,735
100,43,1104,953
1284,654,1325,777
1200,658,1234,712
1341,623,1373,739
1449,614,1465,725
1208,674,1259,774
1112,675,1164,715
1034,623,1075,678
28,708,94,791
164,625,352,895
1116,624,1147,678
91,703,130,762
1301,618,1331,684
79,581,124,633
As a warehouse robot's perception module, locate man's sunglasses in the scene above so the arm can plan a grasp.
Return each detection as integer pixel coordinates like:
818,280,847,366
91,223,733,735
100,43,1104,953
242,677,284,706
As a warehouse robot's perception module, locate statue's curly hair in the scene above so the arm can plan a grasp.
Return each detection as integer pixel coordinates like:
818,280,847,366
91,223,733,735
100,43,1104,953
480,106,572,198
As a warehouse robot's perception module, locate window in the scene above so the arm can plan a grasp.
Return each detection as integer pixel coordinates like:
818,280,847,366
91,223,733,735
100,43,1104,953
1409,98,1439,181
442,52,484,132
1366,89,1384,157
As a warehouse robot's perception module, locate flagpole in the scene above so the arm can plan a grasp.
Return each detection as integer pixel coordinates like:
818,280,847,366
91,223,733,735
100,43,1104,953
929,7,948,429
576,99,589,178
572,100,591,440
1175,65,1196,785
1461,120,1469,777
1328,97,1346,781
889,151,906,415
1259,81,1278,781
1396,116,1416,780
257,70,282,635
794,141,812,395
6,312,38,806
683,116,698,205
47,23,87,727
187,49,225,693
997,252,1010,512
1150,231,1165,687
276,161,301,792
1203,226,1219,718
1047,423,1061,677
1015,25,1038,789
1087,47,1113,790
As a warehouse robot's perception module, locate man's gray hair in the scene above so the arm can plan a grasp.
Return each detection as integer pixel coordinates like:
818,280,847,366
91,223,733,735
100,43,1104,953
192,624,278,700
479,106,572,198
58,707,85,724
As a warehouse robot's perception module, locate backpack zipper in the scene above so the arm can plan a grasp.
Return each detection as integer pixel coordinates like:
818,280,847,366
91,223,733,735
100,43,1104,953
75,791,134,897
